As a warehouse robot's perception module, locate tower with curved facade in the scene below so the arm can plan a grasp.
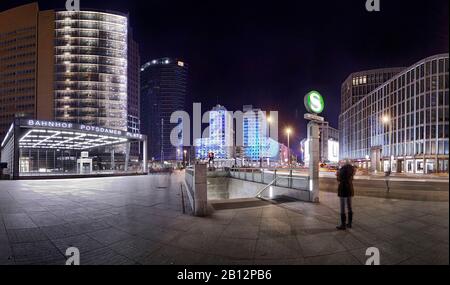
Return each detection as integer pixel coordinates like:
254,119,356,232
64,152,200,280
54,10,128,131
1,3,140,143
339,54,449,174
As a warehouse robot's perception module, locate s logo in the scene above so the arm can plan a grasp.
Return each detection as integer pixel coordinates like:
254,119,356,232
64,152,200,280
305,91,324,114
310,93,322,113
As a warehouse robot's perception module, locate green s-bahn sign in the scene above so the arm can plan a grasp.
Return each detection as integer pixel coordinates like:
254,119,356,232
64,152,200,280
304,91,325,114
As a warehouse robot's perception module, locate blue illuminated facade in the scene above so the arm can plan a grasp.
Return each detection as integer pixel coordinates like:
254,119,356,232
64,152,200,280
194,105,233,159
243,105,267,161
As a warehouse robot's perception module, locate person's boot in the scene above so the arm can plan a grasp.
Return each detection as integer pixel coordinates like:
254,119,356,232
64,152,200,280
336,214,346,230
347,212,353,229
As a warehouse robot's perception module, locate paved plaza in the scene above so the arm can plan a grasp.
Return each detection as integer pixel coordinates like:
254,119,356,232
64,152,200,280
0,173,448,265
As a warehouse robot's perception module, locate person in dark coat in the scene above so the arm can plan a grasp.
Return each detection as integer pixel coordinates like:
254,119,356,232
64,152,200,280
336,163,356,230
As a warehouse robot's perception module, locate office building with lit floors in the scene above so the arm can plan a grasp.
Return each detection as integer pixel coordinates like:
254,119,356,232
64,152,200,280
0,3,55,139
0,3,145,177
141,58,188,162
242,105,267,162
339,54,449,174
340,67,405,114
127,30,141,159
194,105,233,160
53,10,129,130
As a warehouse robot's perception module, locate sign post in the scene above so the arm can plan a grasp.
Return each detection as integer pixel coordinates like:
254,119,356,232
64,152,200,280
304,91,325,203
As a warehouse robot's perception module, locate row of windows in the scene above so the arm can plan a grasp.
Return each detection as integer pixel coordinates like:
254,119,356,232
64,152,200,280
0,69,35,78
0,78,35,86
2,60,35,70
0,51,35,63
0,34,36,47
0,86,35,94
0,95,34,104
1,43,36,53
0,27,36,38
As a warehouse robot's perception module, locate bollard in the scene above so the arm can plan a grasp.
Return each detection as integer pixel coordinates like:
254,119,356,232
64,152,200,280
193,163,208,216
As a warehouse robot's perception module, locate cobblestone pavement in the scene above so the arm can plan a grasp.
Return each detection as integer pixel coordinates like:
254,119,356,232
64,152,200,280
0,173,448,265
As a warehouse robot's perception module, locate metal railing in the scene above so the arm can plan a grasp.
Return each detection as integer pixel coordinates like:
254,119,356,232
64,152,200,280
182,166,196,214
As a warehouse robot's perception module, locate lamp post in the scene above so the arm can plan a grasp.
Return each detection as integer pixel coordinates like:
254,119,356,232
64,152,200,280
382,115,392,172
286,127,292,168
183,149,187,167
266,117,272,168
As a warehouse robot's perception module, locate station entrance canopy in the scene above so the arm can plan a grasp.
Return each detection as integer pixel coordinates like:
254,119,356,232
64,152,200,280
1,119,148,179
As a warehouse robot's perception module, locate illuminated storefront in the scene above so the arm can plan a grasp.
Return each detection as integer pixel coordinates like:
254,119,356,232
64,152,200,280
1,119,147,179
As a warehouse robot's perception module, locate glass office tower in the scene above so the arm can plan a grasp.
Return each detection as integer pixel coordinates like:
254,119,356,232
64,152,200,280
242,105,267,162
194,105,233,160
54,11,128,131
141,58,188,161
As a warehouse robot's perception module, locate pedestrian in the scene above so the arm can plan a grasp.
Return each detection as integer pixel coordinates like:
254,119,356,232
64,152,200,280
336,162,356,230
384,169,392,193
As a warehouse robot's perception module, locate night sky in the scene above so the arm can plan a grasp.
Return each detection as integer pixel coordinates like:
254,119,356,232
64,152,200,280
1,0,449,147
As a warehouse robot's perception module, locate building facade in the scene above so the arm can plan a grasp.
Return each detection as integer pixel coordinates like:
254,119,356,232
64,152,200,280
1,118,147,179
195,105,233,160
301,121,339,164
127,31,140,135
339,54,449,174
127,31,141,158
0,3,54,140
1,3,144,174
54,10,129,131
141,58,188,161
1,3,140,139
242,105,267,161
340,67,404,114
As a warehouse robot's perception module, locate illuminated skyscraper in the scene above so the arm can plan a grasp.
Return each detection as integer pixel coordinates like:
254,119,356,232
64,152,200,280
54,10,129,131
0,3,140,143
242,105,267,162
141,58,188,161
0,3,54,139
195,105,233,160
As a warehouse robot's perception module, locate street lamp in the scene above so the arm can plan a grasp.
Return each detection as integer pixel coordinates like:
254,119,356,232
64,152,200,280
183,149,187,167
285,127,292,168
382,115,392,172
263,116,273,168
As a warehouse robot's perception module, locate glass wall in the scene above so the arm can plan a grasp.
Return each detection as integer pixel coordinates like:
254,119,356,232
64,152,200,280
18,145,142,176
339,54,449,173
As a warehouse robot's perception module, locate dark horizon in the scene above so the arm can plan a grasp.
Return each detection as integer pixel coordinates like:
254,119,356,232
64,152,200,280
1,0,449,146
